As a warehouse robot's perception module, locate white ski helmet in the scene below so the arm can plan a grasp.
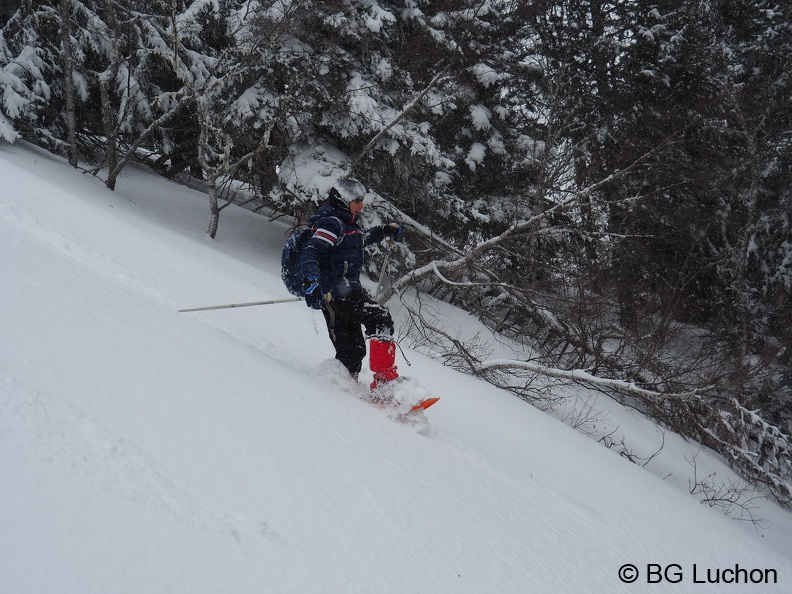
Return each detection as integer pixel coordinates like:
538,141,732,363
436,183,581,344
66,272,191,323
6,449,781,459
329,178,367,205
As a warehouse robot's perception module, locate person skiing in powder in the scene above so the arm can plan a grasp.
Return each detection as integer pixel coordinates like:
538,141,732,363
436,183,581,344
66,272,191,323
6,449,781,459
300,178,403,390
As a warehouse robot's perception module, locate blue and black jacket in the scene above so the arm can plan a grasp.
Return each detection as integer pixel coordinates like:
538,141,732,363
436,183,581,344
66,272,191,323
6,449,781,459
299,201,387,299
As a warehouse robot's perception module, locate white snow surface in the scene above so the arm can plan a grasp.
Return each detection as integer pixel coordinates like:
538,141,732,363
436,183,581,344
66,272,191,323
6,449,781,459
1,141,791,593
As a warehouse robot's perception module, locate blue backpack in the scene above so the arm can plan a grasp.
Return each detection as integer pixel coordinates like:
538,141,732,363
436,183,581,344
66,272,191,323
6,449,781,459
281,216,345,296
280,228,313,296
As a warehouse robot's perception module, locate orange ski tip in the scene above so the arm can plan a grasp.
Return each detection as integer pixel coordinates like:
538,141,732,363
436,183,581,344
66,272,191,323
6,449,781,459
409,397,440,412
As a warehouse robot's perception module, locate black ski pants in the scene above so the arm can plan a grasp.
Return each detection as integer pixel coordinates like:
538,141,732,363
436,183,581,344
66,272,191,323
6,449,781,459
322,292,394,376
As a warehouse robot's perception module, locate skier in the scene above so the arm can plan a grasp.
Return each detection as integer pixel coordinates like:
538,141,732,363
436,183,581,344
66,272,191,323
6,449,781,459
300,178,403,390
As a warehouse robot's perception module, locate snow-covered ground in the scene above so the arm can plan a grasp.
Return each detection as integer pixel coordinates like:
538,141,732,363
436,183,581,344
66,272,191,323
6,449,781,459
1,141,790,593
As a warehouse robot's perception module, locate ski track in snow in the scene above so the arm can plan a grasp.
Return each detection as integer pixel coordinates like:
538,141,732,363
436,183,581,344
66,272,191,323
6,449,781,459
0,369,275,544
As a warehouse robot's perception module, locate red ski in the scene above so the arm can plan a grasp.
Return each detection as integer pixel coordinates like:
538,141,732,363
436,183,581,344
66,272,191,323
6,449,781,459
408,397,440,413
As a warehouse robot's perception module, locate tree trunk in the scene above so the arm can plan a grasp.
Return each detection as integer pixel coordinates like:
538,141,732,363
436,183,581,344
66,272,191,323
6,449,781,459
102,0,120,190
58,0,77,167
101,76,119,190
207,178,220,239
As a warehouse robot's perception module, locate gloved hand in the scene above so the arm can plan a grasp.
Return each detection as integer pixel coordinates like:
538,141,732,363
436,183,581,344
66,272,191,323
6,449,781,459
302,276,322,309
383,223,403,242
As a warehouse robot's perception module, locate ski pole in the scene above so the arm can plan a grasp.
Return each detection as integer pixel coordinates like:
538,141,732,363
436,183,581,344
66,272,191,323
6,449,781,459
178,297,301,313
374,238,393,300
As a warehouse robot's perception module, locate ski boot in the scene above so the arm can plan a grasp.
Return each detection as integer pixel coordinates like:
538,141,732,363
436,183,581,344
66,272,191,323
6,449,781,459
369,338,399,390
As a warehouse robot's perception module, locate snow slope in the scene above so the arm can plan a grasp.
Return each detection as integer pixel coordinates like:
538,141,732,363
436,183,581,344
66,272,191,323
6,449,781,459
1,142,790,593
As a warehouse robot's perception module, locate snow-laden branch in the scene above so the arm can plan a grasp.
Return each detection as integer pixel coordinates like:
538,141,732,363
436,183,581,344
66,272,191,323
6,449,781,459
373,200,464,257
478,358,715,400
347,67,450,175
381,141,667,301
430,261,511,290
103,91,189,189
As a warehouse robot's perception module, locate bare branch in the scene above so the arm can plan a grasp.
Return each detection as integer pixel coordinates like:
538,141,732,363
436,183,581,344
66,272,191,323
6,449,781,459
478,358,717,400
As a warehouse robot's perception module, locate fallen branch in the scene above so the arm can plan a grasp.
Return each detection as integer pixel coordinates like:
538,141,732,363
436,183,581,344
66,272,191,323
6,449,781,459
478,358,716,400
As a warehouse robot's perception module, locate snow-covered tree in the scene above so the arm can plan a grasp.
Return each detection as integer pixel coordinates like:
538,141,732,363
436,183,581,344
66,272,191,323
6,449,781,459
0,0,57,144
